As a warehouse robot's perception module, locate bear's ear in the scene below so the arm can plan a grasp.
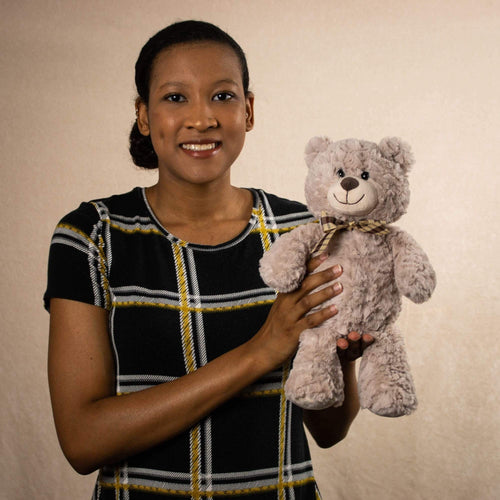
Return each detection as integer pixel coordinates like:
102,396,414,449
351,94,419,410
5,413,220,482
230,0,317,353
305,136,331,168
378,137,414,172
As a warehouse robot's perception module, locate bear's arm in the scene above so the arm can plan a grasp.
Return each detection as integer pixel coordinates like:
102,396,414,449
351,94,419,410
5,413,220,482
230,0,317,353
259,222,323,292
388,228,437,303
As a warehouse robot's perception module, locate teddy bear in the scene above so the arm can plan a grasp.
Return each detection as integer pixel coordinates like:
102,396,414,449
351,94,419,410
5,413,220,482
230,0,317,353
259,137,436,417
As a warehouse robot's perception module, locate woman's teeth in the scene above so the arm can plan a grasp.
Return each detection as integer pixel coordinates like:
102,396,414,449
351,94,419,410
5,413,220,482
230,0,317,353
181,143,217,151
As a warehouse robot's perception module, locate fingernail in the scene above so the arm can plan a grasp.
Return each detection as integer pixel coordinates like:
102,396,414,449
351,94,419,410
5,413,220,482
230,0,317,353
330,304,338,314
337,338,348,349
333,282,342,293
349,331,361,341
333,264,342,276
319,252,328,261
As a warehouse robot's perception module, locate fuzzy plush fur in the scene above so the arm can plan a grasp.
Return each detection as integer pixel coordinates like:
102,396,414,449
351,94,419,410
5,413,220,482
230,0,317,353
259,137,436,417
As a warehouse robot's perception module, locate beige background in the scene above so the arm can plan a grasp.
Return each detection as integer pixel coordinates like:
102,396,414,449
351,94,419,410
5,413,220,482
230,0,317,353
1,0,499,498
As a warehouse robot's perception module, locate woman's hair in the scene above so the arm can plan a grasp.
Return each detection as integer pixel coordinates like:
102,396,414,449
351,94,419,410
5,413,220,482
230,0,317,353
129,20,250,169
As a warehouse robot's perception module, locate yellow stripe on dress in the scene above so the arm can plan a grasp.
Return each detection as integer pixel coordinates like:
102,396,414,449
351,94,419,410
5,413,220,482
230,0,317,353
172,242,201,496
109,221,163,235
249,226,297,235
56,223,110,309
253,207,272,252
99,476,317,497
97,233,111,309
190,425,202,500
172,242,195,374
113,299,275,313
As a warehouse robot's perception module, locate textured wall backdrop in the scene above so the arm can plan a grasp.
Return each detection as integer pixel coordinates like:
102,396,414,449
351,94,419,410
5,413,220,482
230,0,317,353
1,0,499,498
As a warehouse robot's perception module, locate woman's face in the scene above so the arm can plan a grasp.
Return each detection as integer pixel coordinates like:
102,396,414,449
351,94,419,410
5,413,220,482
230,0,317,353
137,42,254,188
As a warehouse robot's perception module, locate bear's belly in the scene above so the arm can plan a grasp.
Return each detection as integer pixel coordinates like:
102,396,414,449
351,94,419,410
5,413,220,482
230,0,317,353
314,231,400,335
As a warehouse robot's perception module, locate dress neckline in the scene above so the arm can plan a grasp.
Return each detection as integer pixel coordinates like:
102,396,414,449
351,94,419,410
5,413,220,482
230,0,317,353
139,187,259,251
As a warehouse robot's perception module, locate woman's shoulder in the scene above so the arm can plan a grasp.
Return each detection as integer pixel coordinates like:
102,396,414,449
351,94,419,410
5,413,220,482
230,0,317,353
56,187,145,232
252,188,314,224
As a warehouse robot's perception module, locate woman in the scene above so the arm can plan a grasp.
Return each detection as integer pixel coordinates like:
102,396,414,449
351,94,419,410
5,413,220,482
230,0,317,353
45,20,373,499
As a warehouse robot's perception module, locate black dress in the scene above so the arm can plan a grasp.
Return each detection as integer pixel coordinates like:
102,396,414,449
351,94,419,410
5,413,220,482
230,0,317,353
45,187,321,499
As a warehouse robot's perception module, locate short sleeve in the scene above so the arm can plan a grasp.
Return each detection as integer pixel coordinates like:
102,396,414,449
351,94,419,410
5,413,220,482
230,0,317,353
43,202,111,312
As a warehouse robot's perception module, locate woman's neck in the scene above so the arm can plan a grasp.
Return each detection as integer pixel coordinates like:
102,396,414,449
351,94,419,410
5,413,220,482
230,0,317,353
145,178,254,245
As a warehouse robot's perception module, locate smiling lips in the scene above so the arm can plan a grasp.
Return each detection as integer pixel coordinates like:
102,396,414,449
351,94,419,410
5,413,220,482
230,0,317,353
334,193,365,205
181,142,219,151
180,142,222,160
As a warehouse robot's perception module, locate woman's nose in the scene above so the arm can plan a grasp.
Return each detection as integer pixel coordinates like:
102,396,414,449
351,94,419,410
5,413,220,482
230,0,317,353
185,103,218,130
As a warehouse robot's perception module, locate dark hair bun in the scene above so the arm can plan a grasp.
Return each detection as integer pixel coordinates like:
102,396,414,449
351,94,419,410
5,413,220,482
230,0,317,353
129,122,158,169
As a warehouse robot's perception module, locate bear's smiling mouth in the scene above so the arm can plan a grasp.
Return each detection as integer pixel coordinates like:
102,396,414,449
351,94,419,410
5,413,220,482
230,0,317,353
334,194,365,205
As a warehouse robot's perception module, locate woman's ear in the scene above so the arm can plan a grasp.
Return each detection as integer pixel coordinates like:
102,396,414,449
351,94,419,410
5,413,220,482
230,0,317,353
245,92,255,132
135,97,150,136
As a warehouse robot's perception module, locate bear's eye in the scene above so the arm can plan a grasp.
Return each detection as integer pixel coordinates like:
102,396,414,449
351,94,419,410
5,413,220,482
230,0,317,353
361,171,370,180
337,169,345,178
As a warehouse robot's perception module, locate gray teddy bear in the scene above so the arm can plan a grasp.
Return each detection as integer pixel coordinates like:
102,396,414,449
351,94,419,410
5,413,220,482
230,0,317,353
259,137,436,417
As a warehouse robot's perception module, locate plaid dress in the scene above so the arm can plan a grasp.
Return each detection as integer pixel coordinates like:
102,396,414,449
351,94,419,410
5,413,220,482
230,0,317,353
44,187,322,499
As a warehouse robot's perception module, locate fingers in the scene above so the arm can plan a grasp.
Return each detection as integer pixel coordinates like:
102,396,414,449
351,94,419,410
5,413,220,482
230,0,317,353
299,279,342,313
263,260,343,361
299,263,342,297
271,262,343,334
337,332,375,362
348,331,362,358
297,302,339,331
306,252,329,273
294,281,343,330
280,261,342,328
361,333,375,350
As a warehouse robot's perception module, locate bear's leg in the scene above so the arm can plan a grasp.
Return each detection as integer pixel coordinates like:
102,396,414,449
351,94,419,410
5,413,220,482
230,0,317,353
285,326,343,410
358,326,417,417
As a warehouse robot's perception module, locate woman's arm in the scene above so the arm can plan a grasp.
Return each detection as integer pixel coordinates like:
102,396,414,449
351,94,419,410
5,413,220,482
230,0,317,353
303,332,374,448
48,259,342,475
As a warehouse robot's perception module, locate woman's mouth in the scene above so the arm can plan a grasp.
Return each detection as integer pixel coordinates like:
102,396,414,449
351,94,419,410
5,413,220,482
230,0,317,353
181,142,220,152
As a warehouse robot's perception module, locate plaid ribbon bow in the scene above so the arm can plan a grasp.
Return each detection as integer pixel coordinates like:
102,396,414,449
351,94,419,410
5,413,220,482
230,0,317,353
312,211,390,255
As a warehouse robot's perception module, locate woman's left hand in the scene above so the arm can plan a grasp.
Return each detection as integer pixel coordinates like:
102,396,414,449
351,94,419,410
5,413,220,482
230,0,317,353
304,331,375,448
337,331,375,363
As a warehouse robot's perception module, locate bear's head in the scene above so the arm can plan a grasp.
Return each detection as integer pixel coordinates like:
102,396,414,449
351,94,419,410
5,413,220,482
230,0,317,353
304,137,414,223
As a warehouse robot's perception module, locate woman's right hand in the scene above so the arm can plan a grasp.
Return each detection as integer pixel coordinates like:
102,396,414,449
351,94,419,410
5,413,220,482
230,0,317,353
249,253,343,372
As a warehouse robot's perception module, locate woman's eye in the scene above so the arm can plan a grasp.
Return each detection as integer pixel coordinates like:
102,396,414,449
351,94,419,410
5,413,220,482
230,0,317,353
361,171,370,180
165,94,186,103
213,92,234,102
337,169,345,178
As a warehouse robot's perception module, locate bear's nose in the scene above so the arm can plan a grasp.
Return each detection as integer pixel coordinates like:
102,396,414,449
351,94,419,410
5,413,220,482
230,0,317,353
341,177,359,191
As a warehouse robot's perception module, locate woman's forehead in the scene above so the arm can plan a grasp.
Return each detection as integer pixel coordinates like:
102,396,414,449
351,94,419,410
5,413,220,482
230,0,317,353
151,42,242,82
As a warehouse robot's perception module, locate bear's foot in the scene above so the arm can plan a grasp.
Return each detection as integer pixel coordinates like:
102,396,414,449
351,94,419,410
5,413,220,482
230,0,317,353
358,329,417,417
359,371,417,417
285,363,344,410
